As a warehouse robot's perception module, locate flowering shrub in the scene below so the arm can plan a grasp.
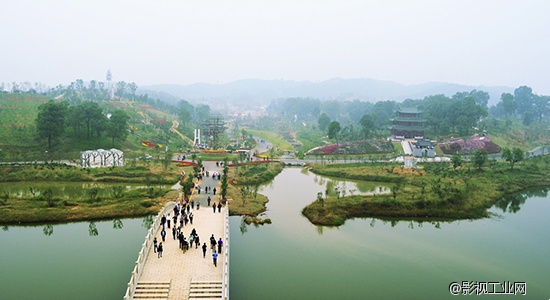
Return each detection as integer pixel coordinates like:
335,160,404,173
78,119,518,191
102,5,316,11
439,135,501,154
308,140,393,155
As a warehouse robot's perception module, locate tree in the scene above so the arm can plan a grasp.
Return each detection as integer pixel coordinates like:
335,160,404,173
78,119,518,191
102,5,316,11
327,121,341,145
473,149,488,170
500,92,517,119
127,82,138,101
181,175,194,200
514,86,535,125
36,100,68,149
501,147,524,170
318,113,331,132
533,95,549,123
106,109,130,147
451,154,462,169
240,186,249,206
359,114,375,138
115,81,126,99
79,101,105,139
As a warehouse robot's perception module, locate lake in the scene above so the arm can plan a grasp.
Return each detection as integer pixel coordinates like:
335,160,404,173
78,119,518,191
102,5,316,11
0,167,548,299
229,167,549,299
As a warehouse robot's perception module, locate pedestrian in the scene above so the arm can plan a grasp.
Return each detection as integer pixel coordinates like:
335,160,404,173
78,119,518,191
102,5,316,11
189,234,194,248
178,232,184,249
161,229,166,242
210,234,216,251
195,235,200,249
167,213,171,228
172,227,176,240
212,203,216,213
189,212,194,224
158,242,163,258
217,238,223,253
161,214,166,229
212,251,218,267
207,196,211,206
173,215,178,226
197,202,200,210
191,200,195,209
217,202,222,213
213,187,217,195
202,243,207,258
187,205,190,213
153,237,158,253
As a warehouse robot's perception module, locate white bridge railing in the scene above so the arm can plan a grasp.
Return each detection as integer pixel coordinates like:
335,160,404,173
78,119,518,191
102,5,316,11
221,202,230,299
123,202,175,300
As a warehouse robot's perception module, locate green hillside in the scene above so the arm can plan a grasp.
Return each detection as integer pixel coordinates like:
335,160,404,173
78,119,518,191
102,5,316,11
0,94,192,161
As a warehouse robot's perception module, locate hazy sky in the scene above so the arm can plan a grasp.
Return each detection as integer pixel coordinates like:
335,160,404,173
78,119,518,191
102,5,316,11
1,0,549,94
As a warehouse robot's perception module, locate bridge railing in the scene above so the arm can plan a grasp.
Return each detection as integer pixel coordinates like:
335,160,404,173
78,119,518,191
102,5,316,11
221,201,230,299
123,202,175,300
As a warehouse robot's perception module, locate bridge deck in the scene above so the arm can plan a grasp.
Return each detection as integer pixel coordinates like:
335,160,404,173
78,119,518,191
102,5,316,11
133,161,227,300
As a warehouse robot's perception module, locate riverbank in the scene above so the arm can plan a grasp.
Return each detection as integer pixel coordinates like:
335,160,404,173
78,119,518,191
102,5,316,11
0,163,183,224
302,155,550,226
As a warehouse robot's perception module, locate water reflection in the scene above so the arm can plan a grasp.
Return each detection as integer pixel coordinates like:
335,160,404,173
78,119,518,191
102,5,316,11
88,222,99,236
43,224,53,236
113,219,124,229
239,217,247,235
142,215,154,229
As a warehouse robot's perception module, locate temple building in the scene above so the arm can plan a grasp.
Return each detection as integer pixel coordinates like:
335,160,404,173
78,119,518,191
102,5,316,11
390,107,426,140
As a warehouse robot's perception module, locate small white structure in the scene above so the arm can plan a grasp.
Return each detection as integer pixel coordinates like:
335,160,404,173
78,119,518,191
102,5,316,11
80,148,124,168
404,156,417,169
193,129,201,146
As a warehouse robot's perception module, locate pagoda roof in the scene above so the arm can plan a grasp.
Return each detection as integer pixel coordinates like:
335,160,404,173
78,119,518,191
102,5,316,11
390,125,426,131
392,117,427,122
397,107,423,114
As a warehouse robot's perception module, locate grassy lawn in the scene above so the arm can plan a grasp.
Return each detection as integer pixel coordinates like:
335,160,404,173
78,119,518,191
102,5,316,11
246,129,295,151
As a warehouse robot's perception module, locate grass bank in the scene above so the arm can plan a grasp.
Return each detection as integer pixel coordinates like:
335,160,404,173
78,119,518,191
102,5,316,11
0,163,186,224
228,161,284,185
302,155,550,226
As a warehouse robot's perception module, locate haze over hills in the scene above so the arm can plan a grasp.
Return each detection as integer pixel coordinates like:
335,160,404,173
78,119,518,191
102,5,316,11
140,78,513,107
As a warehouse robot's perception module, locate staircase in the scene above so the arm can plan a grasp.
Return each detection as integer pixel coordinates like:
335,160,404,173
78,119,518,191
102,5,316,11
133,281,171,299
189,281,223,299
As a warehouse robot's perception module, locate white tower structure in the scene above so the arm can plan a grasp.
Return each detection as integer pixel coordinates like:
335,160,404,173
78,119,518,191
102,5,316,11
193,129,201,146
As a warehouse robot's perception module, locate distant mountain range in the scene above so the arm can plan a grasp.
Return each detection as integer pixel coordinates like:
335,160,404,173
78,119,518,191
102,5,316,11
140,78,512,107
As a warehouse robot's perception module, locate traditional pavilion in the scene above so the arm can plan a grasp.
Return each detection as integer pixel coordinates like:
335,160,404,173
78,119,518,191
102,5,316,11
390,107,426,139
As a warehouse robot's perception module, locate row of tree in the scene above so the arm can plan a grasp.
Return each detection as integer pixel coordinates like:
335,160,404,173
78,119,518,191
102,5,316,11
36,100,130,149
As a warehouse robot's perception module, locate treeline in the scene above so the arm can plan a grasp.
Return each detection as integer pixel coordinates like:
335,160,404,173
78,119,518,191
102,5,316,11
266,86,549,140
36,100,130,149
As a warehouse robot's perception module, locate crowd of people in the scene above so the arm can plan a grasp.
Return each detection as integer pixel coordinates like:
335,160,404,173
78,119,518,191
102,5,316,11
152,163,227,269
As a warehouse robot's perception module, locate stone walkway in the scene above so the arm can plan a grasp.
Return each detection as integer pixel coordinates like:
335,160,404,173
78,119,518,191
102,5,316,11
137,161,227,299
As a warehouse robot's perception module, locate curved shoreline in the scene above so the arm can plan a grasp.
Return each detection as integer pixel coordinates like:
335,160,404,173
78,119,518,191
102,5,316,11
301,158,550,226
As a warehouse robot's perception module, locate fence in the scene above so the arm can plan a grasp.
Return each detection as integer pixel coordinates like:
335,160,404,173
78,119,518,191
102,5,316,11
221,201,230,299
123,202,175,300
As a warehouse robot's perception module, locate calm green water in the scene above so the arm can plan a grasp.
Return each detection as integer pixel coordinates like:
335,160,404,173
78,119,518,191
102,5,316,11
229,167,550,299
1,168,548,299
0,218,150,300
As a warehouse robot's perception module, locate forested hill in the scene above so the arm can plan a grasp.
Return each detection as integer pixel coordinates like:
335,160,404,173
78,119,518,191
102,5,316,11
141,78,512,106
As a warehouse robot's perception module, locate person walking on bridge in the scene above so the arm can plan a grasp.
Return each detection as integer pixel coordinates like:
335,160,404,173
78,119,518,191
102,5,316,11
217,238,223,254
212,251,218,267
158,242,163,258
202,243,207,258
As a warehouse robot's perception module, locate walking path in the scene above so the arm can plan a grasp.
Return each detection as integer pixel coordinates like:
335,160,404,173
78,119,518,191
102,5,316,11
128,161,229,300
